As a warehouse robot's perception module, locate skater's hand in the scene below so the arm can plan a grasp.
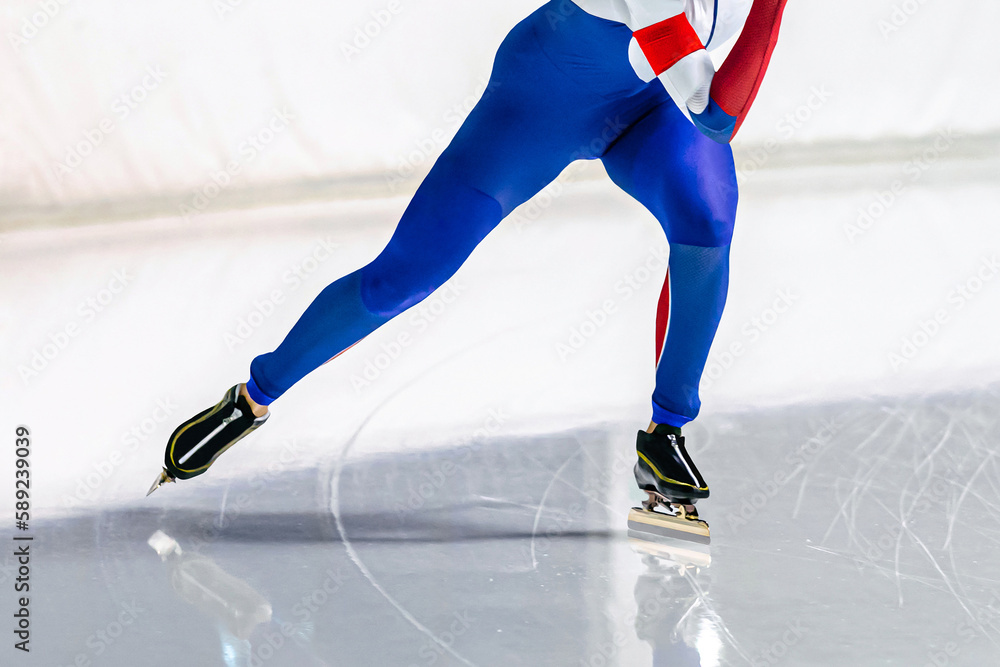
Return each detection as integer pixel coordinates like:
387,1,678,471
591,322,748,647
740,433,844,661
705,0,791,142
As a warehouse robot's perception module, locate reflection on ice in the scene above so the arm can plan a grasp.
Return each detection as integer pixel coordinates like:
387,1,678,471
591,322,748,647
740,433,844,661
15,389,1000,665
148,529,329,667
630,535,717,667
148,530,273,640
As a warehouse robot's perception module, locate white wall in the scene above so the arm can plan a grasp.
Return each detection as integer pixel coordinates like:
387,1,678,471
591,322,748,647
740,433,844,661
2,0,997,217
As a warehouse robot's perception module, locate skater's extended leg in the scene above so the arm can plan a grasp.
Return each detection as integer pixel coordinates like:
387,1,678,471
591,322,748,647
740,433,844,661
246,173,504,404
152,3,684,492
152,161,511,493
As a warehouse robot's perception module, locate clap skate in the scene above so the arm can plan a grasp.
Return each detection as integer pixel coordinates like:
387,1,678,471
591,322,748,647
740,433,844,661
147,384,268,495
627,424,710,544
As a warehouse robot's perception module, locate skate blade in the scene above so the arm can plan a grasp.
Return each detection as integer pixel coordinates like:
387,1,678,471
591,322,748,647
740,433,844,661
627,507,710,545
146,469,175,496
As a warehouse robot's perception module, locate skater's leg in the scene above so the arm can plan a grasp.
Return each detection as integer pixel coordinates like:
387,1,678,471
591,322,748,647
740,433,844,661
155,166,510,491
246,8,646,404
154,6,709,490
650,243,730,426
601,99,738,427
247,170,504,403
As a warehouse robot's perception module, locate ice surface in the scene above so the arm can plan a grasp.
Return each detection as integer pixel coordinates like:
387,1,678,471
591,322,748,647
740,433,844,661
2,156,999,664
9,394,1000,666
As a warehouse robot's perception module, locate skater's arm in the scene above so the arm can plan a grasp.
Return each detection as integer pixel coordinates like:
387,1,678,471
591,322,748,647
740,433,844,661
625,0,790,143
693,0,790,142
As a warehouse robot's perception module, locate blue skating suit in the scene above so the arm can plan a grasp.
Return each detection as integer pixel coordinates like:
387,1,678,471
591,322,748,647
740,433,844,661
246,0,741,428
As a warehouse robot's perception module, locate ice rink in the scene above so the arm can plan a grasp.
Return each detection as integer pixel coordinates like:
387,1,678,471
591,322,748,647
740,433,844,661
4,0,1000,663
17,396,1000,667
4,151,1000,665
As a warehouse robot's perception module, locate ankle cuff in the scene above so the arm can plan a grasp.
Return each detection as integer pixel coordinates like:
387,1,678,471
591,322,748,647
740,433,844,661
651,402,691,428
245,376,276,406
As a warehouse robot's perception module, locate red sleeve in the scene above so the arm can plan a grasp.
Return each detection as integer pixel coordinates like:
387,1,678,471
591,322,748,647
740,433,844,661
710,0,789,134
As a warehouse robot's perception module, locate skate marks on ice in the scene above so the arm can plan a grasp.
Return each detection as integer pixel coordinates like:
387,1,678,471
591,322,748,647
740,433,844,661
323,426,745,667
29,449,622,667
709,385,1000,664
816,389,1000,621
23,386,1000,665
322,407,477,667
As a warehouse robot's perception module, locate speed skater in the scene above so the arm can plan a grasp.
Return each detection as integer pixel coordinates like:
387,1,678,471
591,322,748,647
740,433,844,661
150,0,791,541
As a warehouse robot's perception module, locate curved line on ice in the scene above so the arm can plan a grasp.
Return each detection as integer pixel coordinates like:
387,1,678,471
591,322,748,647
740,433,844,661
324,331,527,667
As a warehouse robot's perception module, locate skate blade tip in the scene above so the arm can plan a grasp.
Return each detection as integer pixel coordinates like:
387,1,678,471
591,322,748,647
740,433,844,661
146,470,175,496
627,507,710,544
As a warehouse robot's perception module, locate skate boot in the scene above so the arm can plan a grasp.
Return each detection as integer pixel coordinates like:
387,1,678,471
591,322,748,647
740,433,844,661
628,425,711,543
147,384,268,495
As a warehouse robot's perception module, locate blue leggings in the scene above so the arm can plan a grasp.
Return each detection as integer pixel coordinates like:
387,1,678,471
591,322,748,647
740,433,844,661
248,1,738,427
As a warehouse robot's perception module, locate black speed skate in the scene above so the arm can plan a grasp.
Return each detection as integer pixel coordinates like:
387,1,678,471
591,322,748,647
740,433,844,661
147,385,268,495
628,425,711,543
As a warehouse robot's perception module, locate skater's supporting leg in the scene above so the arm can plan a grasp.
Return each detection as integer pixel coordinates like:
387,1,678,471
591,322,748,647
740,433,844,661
651,243,730,426
600,98,738,427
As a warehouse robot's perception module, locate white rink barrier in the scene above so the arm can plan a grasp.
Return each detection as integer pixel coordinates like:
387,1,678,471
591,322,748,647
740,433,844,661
2,0,998,216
